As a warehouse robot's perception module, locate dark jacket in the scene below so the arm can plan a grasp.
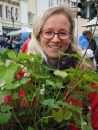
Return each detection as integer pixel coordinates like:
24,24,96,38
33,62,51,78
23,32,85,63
89,39,97,54
1,38,7,48
94,46,98,64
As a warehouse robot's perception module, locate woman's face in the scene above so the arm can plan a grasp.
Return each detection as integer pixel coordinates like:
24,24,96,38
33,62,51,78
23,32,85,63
39,14,72,58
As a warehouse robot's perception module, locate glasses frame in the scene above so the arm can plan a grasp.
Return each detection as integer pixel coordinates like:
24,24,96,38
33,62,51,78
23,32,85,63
40,30,72,40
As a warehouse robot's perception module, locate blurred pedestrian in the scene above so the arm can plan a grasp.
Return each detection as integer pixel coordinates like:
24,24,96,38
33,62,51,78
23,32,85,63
0,35,3,47
1,35,7,48
21,32,31,53
12,36,22,55
78,30,90,50
94,46,98,64
87,31,97,54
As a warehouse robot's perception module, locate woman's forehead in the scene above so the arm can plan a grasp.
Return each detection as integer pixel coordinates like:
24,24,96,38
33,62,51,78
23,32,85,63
42,14,71,30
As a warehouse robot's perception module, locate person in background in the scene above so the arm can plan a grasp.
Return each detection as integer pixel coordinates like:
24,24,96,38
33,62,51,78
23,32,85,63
77,30,90,50
87,31,97,54
13,33,29,55
6,36,13,50
94,46,98,64
21,32,31,53
0,35,3,47
0,34,7,48
12,36,21,55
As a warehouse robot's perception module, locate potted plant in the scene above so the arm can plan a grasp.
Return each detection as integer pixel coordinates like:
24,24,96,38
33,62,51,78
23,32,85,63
0,48,98,130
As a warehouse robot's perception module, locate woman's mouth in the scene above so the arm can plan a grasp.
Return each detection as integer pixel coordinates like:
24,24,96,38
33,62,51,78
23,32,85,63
49,45,61,49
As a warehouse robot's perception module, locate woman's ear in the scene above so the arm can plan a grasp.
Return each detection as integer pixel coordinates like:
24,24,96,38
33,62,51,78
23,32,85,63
36,35,40,42
68,40,71,44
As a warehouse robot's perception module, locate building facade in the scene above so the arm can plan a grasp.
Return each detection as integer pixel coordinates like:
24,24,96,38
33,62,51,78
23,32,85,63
0,0,36,35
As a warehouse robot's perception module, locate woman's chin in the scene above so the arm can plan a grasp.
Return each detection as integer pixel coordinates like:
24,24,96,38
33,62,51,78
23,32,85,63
49,55,59,59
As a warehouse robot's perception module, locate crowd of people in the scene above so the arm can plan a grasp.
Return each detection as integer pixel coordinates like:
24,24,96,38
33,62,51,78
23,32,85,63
0,32,31,55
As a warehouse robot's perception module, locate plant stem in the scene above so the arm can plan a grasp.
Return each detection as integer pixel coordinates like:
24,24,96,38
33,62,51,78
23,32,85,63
11,112,24,130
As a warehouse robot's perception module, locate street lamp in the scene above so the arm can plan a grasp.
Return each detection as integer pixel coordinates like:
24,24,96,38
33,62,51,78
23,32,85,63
7,9,18,31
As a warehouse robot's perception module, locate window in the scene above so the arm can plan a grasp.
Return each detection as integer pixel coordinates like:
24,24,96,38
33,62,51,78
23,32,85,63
71,2,77,7
57,0,61,4
15,8,18,20
0,5,2,17
49,0,54,7
6,6,9,18
28,12,33,24
11,7,14,18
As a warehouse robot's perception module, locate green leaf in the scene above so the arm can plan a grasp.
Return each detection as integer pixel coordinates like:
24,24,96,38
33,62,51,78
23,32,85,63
0,112,11,124
33,73,45,79
0,91,3,101
19,77,31,84
4,82,21,90
54,70,68,78
69,103,82,113
70,54,82,59
12,93,19,99
42,99,57,108
0,62,18,83
42,117,49,124
46,80,54,86
18,52,31,60
4,78,30,90
8,51,16,60
56,101,68,106
83,125,93,130
28,126,34,130
1,105,12,112
62,106,72,120
65,69,83,74
72,112,81,127
83,74,93,82
51,106,63,122
3,90,11,96
55,81,64,88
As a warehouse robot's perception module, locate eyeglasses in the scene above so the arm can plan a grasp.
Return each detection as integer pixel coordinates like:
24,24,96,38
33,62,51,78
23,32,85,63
40,30,72,40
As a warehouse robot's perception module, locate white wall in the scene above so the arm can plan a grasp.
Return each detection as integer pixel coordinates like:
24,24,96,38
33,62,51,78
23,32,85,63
36,0,64,17
36,0,49,17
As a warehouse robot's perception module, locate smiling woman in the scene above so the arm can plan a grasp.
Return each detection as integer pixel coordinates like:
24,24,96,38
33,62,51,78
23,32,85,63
26,4,98,130
3,4,98,130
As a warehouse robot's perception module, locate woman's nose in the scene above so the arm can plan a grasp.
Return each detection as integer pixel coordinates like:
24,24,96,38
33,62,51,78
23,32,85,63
51,33,60,42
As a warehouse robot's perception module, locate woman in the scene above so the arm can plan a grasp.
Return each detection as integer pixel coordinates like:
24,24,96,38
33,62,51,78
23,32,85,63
27,4,98,130
4,4,98,130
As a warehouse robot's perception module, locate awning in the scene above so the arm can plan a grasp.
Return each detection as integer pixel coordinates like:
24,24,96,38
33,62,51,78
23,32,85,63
2,26,20,30
82,17,98,27
18,27,32,33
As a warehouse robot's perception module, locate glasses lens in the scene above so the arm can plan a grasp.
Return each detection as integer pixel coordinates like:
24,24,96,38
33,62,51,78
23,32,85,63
41,30,70,39
58,32,70,39
42,30,53,39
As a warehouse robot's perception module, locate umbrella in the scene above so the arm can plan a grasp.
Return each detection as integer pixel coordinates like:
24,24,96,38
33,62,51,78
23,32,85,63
20,32,30,41
7,31,20,36
82,17,98,27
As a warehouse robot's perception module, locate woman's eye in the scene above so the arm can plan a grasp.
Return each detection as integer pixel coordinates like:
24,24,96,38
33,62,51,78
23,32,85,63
44,31,52,34
59,32,68,35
